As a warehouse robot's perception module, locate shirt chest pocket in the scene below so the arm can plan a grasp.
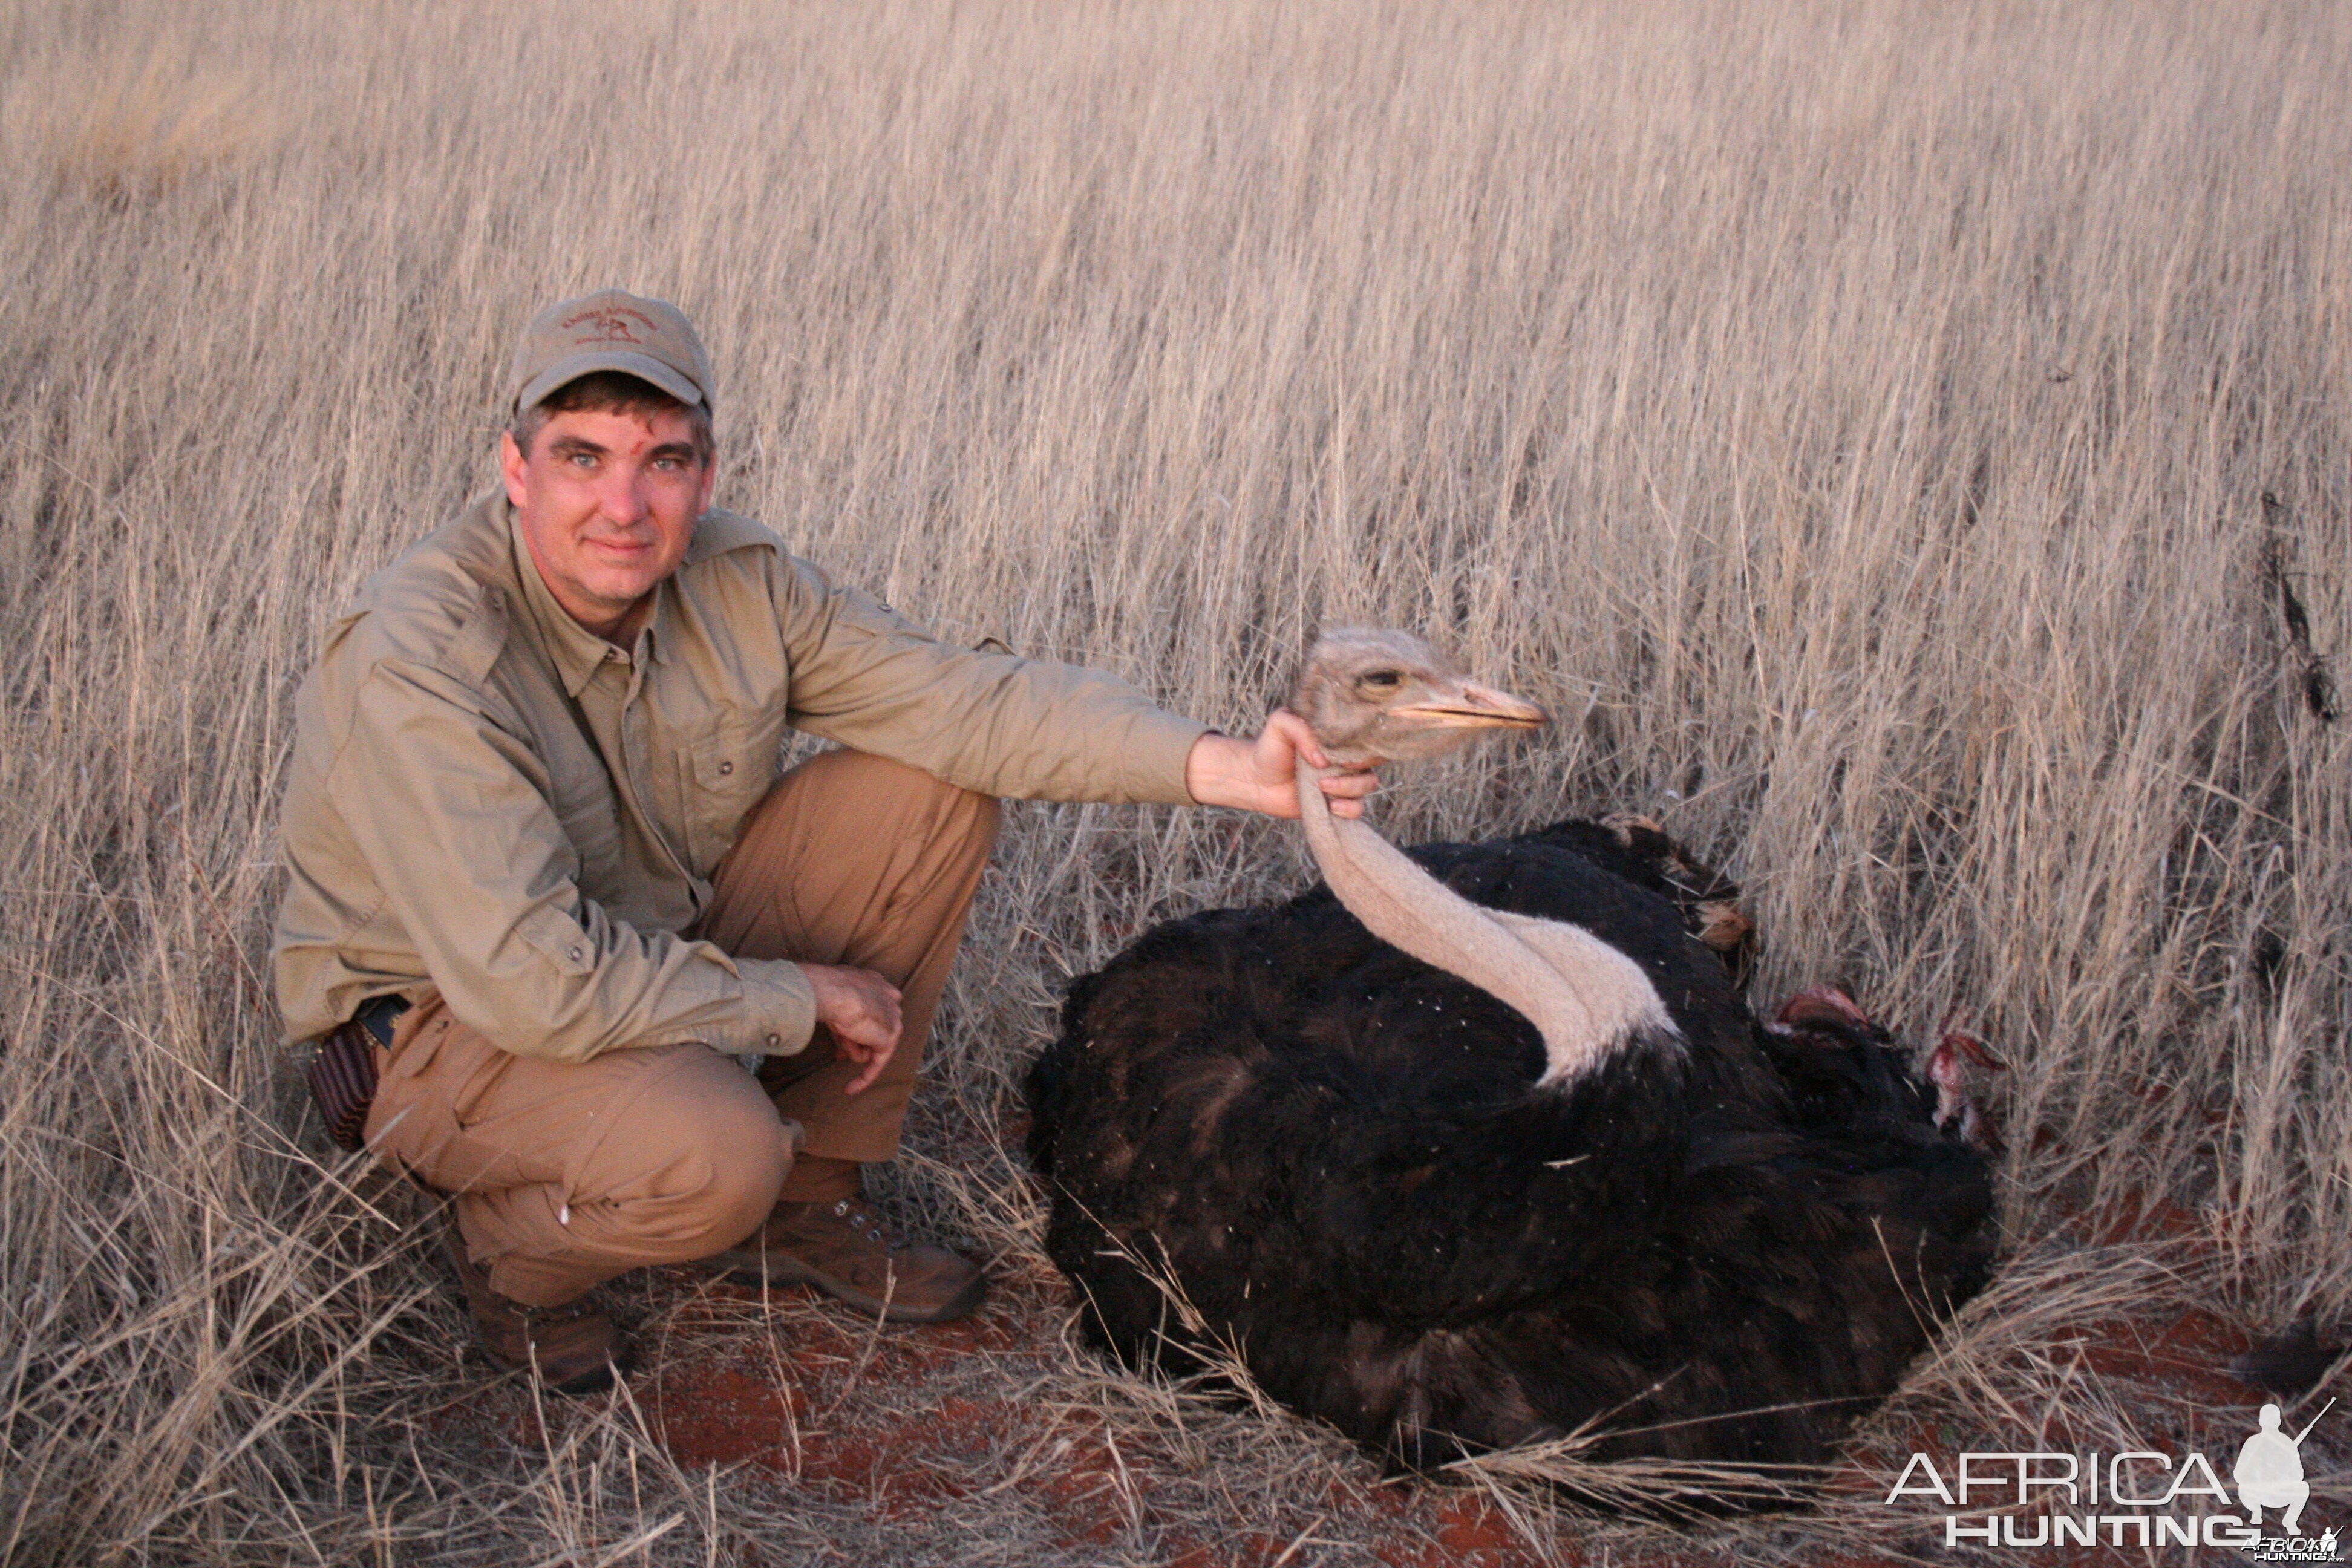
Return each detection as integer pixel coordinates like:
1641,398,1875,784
683,723,779,877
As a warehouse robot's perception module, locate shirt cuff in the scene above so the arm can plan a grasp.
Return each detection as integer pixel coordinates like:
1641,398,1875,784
1123,710,1215,805
734,957,817,1055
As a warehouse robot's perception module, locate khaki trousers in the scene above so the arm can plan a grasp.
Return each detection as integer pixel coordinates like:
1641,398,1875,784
364,750,1000,1306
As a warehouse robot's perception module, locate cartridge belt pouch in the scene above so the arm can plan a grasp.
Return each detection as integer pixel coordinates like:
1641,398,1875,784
307,995,410,1152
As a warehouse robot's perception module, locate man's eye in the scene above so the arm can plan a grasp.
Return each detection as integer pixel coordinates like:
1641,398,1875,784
567,452,596,469
652,457,682,472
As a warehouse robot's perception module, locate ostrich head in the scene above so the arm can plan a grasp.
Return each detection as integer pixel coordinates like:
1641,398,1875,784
1287,628,1547,769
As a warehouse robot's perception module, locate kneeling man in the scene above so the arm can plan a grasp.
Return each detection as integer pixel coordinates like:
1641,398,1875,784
274,290,1370,1391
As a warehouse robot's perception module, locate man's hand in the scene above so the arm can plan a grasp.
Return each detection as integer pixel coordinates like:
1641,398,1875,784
1183,710,1379,820
802,963,901,1095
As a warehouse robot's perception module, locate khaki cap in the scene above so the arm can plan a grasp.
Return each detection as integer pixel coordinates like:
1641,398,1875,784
509,289,714,416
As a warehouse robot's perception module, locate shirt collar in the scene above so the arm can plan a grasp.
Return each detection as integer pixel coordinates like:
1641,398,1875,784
507,508,664,699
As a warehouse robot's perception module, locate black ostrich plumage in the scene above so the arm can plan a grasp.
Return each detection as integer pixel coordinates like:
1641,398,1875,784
1022,634,1999,1495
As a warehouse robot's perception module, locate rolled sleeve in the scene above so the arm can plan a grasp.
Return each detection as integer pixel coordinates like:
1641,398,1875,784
335,659,816,1063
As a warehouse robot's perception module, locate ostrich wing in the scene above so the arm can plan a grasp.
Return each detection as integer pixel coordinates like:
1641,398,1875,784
1036,901,1693,1327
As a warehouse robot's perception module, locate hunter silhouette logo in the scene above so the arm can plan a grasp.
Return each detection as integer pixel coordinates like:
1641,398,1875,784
2237,1402,2325,1535
2236,1399,2337,1562
558,305,652,346
1881,1396,2337,1557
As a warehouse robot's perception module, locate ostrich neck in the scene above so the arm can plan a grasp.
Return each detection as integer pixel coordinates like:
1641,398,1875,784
1293,759,1677,1086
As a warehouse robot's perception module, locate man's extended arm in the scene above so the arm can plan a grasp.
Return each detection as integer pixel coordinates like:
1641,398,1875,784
766,553,1373,815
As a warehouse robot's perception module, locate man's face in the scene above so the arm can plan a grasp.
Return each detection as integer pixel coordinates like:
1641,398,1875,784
501,403,714,636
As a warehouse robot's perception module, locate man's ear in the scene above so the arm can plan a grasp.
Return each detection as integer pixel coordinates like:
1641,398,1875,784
694,446,716,518
500,430,531,509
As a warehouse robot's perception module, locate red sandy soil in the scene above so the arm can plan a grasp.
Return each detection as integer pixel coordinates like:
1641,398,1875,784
459,1266,1577,1567
416,1236,2305,1568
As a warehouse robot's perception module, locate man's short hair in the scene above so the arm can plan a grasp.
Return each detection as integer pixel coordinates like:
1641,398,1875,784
509,371,716,463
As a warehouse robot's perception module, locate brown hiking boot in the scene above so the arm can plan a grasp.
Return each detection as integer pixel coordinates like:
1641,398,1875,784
439,1222,624,1394
706,1198,987,1323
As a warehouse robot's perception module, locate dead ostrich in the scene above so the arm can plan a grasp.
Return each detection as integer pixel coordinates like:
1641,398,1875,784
1024,629,1998,1500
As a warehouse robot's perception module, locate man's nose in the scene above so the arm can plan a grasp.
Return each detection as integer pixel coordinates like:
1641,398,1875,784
595,465,653,526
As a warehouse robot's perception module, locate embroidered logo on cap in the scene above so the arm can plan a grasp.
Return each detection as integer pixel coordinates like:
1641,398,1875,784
560,305,654,346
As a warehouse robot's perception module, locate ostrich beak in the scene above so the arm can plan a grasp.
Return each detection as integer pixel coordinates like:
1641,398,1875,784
1388,682,1549,733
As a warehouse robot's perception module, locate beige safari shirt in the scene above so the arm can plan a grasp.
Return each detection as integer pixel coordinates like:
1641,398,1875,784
273,492,1207,1062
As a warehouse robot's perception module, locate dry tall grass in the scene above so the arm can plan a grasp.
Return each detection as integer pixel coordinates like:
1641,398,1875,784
3,0,2348,1562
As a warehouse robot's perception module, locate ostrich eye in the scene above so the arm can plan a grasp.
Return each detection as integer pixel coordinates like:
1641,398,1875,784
1358,670,1403,693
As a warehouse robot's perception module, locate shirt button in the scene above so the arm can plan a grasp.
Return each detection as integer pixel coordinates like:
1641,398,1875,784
765,1033,782,1050
568,945,585,962
718,759,734,776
